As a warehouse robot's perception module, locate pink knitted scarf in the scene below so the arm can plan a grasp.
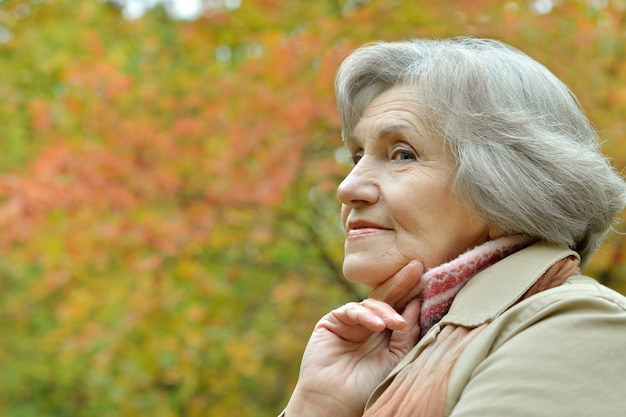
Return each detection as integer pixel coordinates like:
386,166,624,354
417,235,532,334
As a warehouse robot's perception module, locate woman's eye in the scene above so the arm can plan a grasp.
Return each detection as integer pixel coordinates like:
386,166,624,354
351,151,363,165
390,148,417,162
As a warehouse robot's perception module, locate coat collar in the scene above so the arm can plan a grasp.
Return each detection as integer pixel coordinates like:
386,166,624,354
440,241,579,327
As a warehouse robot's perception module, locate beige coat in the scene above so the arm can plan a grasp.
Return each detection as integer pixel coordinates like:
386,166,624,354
366,242,626,416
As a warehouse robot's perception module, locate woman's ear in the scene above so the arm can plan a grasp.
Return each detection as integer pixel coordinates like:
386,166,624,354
487,226,505,240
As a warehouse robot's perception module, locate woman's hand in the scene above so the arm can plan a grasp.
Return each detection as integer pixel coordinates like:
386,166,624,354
284,262,423,417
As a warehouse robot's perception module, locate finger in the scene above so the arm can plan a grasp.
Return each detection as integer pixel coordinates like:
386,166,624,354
388,297,422,357
359,298,407,330
327,302,387,332
369,261,424,311
395,286,424,313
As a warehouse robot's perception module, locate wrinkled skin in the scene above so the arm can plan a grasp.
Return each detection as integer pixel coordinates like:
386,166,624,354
285,85,495,416
284,262,424,417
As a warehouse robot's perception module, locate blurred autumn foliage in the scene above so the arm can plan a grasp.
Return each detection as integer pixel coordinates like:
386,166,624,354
0,0,625,416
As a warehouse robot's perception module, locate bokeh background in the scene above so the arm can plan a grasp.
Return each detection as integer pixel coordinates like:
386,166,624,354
1,0,625,416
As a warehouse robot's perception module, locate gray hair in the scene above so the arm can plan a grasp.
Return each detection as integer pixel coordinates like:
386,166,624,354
335,37,626,266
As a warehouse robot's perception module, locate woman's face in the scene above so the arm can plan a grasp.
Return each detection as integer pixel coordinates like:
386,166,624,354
337,84,493,287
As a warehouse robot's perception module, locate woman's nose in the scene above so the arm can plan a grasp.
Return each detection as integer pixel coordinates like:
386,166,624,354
337,157,380,207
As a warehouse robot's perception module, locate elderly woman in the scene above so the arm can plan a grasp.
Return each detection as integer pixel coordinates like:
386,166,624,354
282,38,626,417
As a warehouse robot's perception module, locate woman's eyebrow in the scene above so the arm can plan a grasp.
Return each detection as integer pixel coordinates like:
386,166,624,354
377,124,421,140
347,123,421,146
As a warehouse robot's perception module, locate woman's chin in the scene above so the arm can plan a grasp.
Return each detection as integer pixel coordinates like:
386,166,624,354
342,258,398,288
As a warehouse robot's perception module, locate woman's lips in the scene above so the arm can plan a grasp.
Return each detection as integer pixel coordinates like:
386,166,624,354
346,227,389,238
346,220,392,238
